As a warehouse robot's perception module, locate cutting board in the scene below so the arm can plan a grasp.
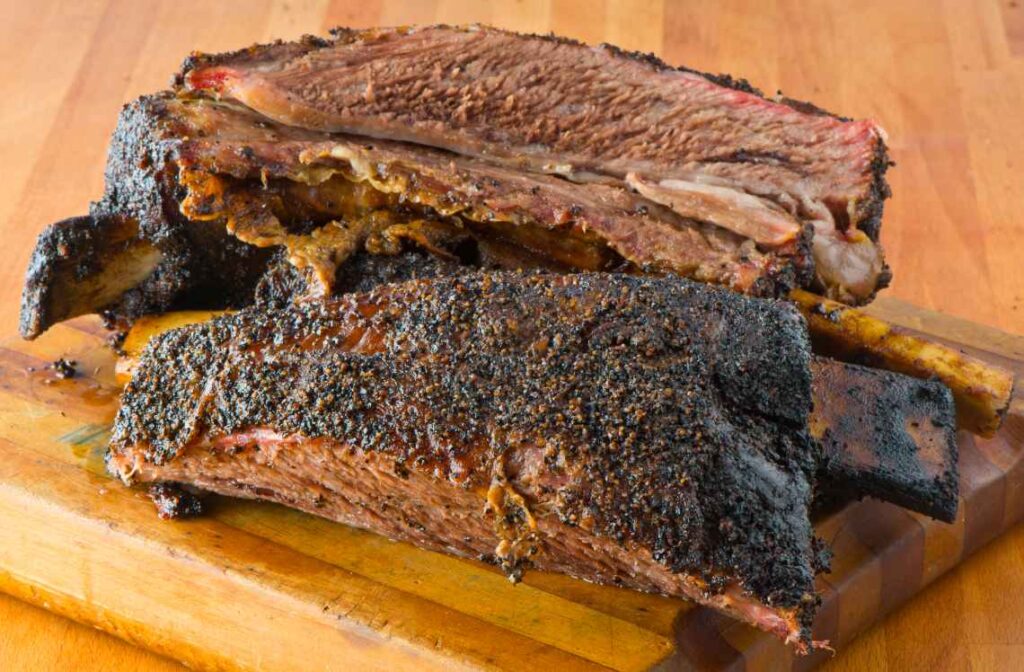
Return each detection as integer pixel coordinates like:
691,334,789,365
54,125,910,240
0,298,1021,672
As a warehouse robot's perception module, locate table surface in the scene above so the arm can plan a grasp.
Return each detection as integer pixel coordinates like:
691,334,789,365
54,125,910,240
1,1,1022,670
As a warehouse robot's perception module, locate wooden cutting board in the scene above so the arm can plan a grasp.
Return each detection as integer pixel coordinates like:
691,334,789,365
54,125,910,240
0,298,1021,672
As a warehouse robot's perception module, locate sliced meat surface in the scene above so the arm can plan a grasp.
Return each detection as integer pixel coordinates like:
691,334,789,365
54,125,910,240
181,24,891,302
167,95,808,293
107,272,825,649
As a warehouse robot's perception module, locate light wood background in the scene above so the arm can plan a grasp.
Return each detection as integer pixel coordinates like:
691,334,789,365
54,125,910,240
0,0,1022,669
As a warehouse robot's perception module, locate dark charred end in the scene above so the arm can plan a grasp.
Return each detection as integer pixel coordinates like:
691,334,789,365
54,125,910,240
148,483,204,519
857,134,893,244
20,214,163,339
759,223,816,299
811,358,959,522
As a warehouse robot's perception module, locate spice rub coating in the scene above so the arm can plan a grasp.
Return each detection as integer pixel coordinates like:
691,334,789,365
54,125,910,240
109,272,823,645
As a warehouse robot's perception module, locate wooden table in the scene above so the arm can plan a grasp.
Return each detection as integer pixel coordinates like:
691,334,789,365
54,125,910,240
1,1,1022,669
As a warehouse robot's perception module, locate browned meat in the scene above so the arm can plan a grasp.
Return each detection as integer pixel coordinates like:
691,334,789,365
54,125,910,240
21,92,811,338
181,24,891,302
253,248,463,309
107,272,828,650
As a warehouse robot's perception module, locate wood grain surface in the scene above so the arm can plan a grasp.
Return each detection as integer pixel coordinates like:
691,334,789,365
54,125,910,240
0,0,1022,670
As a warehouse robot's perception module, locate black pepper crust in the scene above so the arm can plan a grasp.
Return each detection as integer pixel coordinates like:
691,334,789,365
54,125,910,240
111,272,822,636
96,95,276,319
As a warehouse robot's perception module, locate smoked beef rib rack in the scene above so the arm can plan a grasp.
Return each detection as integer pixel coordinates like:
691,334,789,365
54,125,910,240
15,24,1017,654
